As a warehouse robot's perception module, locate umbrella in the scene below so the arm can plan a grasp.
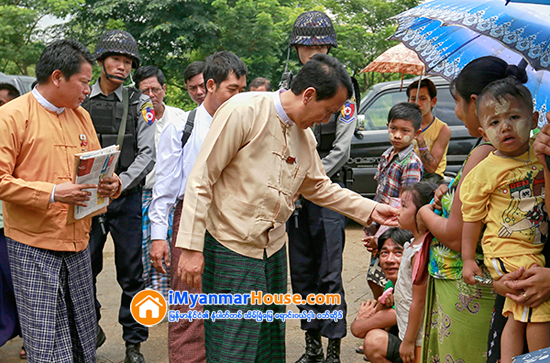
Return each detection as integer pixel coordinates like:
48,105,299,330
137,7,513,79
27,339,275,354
392,0,550,71
361,43,426,92
390,0,550,126
361,43,425,75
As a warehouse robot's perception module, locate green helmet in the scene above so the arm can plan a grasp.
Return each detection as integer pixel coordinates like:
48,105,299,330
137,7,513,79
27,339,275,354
94,30,140,69
289,11,338,49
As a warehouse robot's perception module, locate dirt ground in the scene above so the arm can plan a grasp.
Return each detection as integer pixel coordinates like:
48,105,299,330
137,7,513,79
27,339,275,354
0,222,372,363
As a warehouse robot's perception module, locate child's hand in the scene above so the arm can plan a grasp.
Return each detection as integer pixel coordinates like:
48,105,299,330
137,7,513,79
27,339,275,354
362,236,378,254
463,259,482,285
378,288,394,308
534,123,550,169
399,339,416,363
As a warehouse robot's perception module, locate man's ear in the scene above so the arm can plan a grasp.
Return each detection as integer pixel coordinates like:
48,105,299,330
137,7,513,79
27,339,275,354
51,70,64,87
206,78,217,94
162,84,167,92
532,111,540,130
302,87,316,105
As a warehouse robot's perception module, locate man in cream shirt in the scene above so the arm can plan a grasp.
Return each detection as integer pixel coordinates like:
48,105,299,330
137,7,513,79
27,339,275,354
176,54,398,362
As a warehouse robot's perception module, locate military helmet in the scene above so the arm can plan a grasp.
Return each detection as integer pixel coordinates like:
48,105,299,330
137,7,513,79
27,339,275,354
289,11,337,48
94,30,141,69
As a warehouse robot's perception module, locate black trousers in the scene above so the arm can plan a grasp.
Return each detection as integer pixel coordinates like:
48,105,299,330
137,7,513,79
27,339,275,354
287,196,347,339
89,191,148,344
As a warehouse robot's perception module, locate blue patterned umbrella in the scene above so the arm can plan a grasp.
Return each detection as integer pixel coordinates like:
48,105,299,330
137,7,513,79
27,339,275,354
391,0,550,126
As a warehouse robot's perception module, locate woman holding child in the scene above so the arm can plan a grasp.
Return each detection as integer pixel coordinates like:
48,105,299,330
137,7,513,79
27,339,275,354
417,56,529,362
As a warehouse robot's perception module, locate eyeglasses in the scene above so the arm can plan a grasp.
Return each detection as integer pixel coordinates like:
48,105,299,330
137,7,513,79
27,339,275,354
140,87,163,95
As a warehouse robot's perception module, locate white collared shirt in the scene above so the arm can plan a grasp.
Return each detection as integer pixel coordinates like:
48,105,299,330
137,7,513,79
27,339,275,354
149,103,213,240
144,104,187,189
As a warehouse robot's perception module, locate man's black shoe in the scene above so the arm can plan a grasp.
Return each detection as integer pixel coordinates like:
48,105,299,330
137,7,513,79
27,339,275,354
295,330,324,363
96,325,106,349
125,343,145,363
324,338,341,363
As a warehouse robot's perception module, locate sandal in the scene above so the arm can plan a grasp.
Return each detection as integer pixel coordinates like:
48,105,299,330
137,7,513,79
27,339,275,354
356,346,364,355
20,345,26,360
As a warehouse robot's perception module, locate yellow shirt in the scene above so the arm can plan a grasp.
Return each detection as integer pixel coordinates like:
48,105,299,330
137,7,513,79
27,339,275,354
0,93,101,252
461,141,546,259
176,92,376,259
413,117,448,177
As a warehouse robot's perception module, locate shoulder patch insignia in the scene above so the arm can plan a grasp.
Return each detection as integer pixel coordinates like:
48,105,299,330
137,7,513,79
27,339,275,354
141,102,155,125
339,101,356,124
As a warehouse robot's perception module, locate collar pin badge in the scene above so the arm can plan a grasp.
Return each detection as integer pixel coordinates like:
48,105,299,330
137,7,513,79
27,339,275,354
286,156,296,164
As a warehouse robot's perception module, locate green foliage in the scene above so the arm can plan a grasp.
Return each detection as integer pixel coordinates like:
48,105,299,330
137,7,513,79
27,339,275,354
0,0,82,74
1,0,421,104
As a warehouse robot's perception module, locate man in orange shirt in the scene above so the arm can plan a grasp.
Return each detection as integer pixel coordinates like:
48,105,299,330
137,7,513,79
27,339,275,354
0,39,120,363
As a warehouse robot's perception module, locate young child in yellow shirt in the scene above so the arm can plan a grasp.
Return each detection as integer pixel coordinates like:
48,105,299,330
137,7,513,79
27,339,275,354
461,78,550,362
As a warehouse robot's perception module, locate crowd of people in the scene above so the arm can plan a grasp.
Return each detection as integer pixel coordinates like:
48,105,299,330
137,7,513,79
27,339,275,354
1,7,550,363
352,56,550,363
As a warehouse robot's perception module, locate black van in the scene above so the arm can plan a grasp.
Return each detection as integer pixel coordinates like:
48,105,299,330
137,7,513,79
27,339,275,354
344,76,477,198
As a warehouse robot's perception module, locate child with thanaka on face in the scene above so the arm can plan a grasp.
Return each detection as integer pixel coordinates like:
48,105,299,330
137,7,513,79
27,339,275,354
460,78,550,362
364,103,424,300
363,182,438,363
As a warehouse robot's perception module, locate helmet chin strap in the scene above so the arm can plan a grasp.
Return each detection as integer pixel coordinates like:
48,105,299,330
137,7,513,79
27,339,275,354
102,62,128,82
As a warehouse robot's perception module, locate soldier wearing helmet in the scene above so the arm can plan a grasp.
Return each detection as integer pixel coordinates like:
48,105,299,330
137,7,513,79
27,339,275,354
81,29,155,363
285,11,360,363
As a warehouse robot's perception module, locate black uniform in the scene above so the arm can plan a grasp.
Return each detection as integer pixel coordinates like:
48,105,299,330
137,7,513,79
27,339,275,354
287,83,358,339
81,80,155,344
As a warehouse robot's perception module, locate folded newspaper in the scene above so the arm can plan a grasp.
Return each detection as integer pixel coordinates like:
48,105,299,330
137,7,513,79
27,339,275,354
67,145,120,224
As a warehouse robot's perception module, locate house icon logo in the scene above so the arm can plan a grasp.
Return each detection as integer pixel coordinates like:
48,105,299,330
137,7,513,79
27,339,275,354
130,289,167,327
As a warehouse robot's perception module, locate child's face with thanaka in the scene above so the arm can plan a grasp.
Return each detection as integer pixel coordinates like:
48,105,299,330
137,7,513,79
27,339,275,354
387,119,420,152
397,191,417,232
477,94,538,158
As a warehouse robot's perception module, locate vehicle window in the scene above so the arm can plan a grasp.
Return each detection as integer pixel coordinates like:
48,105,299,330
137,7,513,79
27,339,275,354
358,82,463,130
360,91,407,130
433,89,462,126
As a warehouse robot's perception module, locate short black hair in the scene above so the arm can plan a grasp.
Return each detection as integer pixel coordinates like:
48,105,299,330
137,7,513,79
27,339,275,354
0,83,20,99
477,78,533,117
203,52,247,93
184,61,205,83
134,65,165,88
35,39,95,84
387,102,422,131
378,227,413,251
401,181,439,212
407,78,437,99
290,53,352,101
249,77,272,91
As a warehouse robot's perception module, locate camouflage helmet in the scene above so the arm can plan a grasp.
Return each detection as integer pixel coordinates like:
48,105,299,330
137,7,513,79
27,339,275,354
94,30,141,69
289,11,337,48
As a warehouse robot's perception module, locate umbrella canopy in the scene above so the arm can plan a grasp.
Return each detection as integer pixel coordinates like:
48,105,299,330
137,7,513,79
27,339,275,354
361,43,425,75
390,0,550,126
392,0,550,71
